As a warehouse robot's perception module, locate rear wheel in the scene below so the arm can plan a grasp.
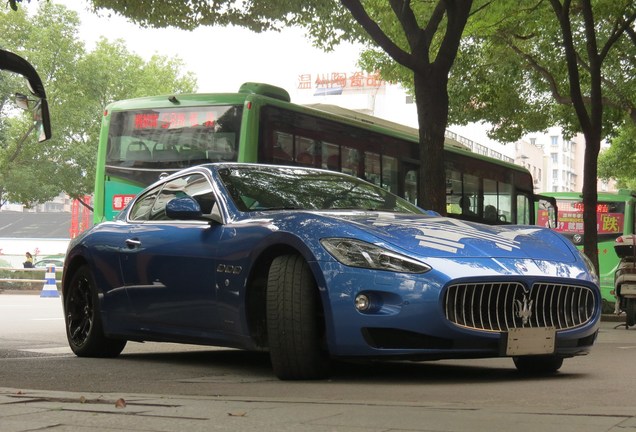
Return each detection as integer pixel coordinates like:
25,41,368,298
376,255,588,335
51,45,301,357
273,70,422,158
513,355,563,375
266,254,330,380
64,265,126,357
626,298,636,327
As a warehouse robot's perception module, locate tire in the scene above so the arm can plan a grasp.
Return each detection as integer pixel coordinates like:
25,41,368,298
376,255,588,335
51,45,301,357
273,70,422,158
626,299,636,327
513,355,564,375
266,254,331,380
64,265,126,357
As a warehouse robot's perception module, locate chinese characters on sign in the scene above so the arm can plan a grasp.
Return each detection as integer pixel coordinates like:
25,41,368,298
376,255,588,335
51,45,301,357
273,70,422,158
112,194,136,211
298,72,385,91
537,209,624,235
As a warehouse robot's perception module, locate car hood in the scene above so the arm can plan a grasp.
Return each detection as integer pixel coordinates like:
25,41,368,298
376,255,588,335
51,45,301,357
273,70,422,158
318,212,576,262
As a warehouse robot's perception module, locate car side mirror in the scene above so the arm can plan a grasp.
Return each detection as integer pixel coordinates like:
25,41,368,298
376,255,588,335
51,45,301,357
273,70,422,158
166,197,203,220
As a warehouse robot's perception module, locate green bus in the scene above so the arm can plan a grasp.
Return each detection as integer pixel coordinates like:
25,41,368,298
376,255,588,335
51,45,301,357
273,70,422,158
95,82,554,226
537,190,636,311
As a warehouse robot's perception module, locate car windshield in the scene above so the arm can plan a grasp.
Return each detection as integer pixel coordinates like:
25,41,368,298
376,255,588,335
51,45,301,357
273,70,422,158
218,165,424,214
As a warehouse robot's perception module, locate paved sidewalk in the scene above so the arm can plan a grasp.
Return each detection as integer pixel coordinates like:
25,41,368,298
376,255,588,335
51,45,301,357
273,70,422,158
2,387,635,432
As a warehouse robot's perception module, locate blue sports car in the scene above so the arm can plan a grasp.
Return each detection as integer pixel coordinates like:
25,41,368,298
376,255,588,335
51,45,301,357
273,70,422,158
62,163,601,380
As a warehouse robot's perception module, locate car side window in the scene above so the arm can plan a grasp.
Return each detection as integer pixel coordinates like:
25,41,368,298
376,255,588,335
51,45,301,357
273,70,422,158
142,173,217,221
129,187,161,221
184,174,216,214
150,177,189,220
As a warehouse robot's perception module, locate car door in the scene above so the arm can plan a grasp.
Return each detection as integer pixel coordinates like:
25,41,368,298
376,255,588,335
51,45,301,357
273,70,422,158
120,173,221,332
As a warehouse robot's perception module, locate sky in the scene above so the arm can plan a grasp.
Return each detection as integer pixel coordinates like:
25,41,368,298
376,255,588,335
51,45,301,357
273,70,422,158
55,0,364,98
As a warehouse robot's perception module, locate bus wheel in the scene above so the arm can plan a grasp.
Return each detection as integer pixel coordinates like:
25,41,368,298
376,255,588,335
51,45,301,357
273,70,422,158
266,254,331,380
626,299,636,327
513,355,563,375
64,265,127,357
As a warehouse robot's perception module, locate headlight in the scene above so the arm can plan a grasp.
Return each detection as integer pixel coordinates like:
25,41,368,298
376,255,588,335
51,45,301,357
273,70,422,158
578,249,598,280
320,238,430,274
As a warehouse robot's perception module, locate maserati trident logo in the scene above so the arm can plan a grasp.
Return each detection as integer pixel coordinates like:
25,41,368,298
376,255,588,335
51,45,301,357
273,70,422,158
514,292,534,326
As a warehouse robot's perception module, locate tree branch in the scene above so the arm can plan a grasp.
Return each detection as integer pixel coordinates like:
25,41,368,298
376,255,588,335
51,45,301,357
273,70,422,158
340,0,417,70
598,9,636,63
388,0,421,52
435,1,473,72
504,39,571,104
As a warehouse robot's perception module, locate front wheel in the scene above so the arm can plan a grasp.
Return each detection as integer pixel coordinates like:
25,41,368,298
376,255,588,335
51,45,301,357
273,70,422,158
266,254,331,380
64,265,126,357
513,355,563,375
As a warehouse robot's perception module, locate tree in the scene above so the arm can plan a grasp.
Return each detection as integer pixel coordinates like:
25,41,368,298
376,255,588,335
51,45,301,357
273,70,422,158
598,123,636,189
87,0,479,213
427,0,634,271
0,2,196,209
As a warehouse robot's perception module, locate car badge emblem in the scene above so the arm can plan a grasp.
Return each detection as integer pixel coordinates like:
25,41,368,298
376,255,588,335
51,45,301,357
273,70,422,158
514,292,534,326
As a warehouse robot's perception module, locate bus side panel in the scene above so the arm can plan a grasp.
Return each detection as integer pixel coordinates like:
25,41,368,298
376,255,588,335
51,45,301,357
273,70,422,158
237,96,261,163
94,109,112,224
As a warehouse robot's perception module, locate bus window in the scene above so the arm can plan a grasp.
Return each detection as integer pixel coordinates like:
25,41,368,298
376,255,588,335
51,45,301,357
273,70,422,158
517,194,531,224
446,170,462,216
382,155,398,194
295,136,315,166
446,170,479,218
462,174,479,217
322,142,340,170
365,152,381,186
404,168,418,205
342,147,360,177
272,131,293,163
208,133,236,161
483,178,512,223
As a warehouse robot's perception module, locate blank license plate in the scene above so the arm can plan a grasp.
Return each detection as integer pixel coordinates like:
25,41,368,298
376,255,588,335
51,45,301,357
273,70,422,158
505,327,556,356
621,284,636,296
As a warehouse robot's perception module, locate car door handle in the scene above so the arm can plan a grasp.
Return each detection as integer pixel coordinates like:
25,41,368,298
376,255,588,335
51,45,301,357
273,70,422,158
125,238,141,248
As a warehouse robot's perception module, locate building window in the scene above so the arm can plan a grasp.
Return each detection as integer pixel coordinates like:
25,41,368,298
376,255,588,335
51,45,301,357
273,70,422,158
405,95,414,104
530,137,536,145
551,153,558,163
551,136,558,146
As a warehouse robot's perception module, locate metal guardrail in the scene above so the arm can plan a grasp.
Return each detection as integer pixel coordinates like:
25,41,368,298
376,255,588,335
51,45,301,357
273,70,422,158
0,267,62,288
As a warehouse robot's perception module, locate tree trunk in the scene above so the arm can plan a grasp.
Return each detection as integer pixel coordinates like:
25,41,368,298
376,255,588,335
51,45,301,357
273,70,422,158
582,130,601,273
413,71,448,214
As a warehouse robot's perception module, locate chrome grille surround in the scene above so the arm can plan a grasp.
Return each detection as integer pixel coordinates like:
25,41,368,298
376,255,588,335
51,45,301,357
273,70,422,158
443,282,596,332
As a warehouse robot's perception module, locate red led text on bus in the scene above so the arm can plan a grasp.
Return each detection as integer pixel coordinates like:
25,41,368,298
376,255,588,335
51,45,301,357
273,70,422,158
134,111,216,130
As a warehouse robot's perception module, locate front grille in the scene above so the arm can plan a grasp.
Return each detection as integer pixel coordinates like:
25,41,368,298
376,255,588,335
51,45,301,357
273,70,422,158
444,282,596,332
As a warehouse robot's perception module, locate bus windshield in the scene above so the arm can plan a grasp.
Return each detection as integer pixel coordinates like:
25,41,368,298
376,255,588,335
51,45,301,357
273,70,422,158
106,104,242,170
